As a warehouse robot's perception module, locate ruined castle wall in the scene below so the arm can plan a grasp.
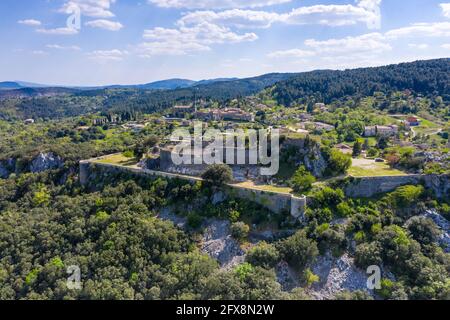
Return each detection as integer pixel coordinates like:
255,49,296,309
80,160,307,217
344,174,450,199
226,185,293,214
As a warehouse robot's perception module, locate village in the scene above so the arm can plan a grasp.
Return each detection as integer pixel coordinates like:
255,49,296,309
81,94,449,219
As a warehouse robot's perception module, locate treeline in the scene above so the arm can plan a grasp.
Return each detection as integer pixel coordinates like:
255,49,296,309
0,171,312,300
0,168,448,300
272,58,450,106
0,73,297,120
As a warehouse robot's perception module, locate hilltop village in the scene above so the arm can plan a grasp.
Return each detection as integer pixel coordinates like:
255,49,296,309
84,92,450,186
0,59,449,301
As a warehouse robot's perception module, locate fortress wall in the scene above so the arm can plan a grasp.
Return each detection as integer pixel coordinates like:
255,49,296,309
80,159,449,222
226,185,293,214
80,160,307,217
344,174,450,199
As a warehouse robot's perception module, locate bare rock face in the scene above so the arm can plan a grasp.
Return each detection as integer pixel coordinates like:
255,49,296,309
276,261,300,291
30,153,64,173
307,252,373,300
303,145,327,178
212,191,227,205
0,163,9,179
201,219,245,269
0,158,16,179
282,139,327,178
422,210,450,253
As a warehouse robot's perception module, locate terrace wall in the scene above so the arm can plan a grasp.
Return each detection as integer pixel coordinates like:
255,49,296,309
344,174,450,199
80,160,307,218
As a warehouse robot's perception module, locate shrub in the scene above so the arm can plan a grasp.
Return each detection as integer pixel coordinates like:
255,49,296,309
229,210,240,223
202,164,233,187
122,150,134,158
314,187,345,208
375,279,395,299
387,185,424,208
304,268,320,287
290,166,316,194
336,201,354,217
334,290,374,300
406,216,441,246
246,242,280,269
187,213,203,229
231,222,250,241
354,242,382,268
326,149,352,176
276,230,318,271
367,148,379,157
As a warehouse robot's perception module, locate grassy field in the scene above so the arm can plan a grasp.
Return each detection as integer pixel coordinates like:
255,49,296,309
349,158,407,177
93,153,139,167
233,181,293,194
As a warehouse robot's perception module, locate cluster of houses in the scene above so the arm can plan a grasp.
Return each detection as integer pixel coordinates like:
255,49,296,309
170,105,255,122
364,125,399,137
364,117,421,137
195,108,255,122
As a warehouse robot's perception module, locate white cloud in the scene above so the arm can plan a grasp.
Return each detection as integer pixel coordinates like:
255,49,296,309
148,0,291,9
18,19,42,26
267,18,450,64
288,0,382,29
85,19,123,31
36,27,79,35
442,43,450,49
46,44,82,51
32,50,48,55
140,22,257,57
441,3,450,18
385,22,450,38
60,0,117,18
304,32,391,54
87,49,128,61
178,0,382,30
178,9,280,29
268,49,315,59
408,43,429,50
268,33,391,60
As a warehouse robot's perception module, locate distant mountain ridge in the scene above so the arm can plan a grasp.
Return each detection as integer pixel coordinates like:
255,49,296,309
0,82,23,90
0,78,240,91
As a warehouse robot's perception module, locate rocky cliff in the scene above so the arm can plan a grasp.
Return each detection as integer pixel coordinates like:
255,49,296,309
282,137,328,178
29,152,64,173
0,152,64,178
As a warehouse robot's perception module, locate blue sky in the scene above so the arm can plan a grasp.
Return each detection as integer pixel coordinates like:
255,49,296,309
0,0,449,86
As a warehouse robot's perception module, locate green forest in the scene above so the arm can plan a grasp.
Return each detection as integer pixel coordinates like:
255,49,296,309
0,58,449,300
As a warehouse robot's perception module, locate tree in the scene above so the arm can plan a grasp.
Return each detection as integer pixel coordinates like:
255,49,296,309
144,135,159,149
363,139,370,151
290,166,316,194
231,222,250,241
334,290,374,300
352,140,362,157
406,216,441,246
246,242,280,269
201,164,233,187
276,230,318,271
134,135,160,160
367,148,378,158
313,187,345,208
307,101,315,113
387,185,424,208
377,136,389,149
326,149,352,176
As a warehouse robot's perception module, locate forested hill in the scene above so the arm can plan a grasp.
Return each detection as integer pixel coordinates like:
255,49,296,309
79,72,299,114
271,58,450,106
1,59,449,120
